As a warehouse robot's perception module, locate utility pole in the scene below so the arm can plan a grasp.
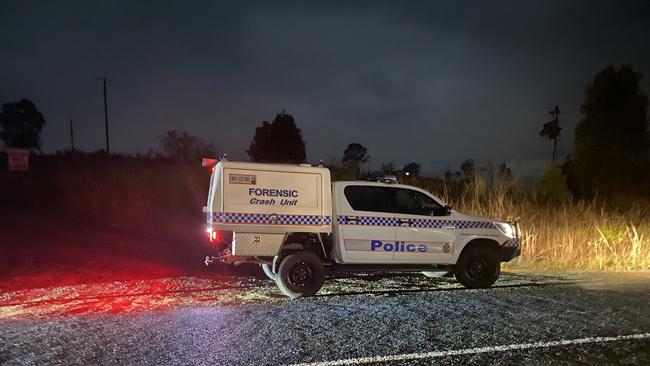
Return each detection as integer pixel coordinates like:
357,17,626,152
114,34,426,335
549,106,561,163
539,105,562,164
69,119,75,152
97,77,111,153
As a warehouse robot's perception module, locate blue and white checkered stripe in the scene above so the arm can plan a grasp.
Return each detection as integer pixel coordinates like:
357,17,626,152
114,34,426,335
336,215,495,229
502,238,520,247
336,216,399,226
410,219,495,229
209,212,331,226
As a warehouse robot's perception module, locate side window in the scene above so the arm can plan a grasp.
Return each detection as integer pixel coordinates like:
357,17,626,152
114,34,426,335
394,188,445,216
344,186,394,213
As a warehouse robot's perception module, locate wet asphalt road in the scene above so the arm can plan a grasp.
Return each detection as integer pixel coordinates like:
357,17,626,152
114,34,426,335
1,272,649,365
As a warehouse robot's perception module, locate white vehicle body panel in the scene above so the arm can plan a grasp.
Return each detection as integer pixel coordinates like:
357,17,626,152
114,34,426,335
207,161,332,233
330,182,503,265
332,182,396,263
205,162,519,264
393,214,456,264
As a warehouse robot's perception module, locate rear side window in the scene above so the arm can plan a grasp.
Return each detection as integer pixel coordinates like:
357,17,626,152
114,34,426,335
344,186,394,213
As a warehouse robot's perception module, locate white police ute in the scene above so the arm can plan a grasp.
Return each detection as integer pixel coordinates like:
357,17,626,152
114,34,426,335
203,160,520,298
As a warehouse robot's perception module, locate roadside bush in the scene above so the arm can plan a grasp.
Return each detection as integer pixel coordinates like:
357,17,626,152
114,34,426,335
535,164,572,204
0,153,210,234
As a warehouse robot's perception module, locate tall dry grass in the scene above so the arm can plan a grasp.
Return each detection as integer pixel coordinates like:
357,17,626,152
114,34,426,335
412,175,650,272
4,155,648,272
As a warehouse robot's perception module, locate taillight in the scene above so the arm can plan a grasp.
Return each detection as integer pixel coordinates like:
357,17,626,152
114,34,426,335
206,228,220,243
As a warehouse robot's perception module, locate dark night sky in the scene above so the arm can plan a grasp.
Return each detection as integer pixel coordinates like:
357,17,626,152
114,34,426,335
1,0,649,177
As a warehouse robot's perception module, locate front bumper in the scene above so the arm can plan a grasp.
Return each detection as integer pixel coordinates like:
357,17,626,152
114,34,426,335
500,221,521,262
500,244,521,262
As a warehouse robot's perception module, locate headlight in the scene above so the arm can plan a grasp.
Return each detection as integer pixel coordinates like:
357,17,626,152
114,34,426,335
494,222,515,238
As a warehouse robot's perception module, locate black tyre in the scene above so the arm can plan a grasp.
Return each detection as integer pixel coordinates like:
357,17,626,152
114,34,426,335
454,246,500,288
275,251,325,299
261,263,276,281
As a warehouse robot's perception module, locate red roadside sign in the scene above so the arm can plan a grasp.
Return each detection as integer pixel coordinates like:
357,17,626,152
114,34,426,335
6,148,30,171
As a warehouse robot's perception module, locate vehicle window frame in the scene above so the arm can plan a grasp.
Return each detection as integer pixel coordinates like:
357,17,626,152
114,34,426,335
392,187,446,216
343,185,395,214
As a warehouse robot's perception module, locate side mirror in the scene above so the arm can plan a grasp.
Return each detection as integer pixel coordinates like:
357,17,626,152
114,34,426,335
429,205,452,217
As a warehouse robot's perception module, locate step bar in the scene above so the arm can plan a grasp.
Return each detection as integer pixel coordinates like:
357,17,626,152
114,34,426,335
326,263,452,273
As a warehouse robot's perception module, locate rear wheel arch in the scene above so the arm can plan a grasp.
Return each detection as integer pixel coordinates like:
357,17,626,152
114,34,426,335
279,233,328,259
274,233,329,273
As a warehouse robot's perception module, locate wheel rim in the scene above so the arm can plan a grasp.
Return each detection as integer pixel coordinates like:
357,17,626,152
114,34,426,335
288,261,313,287
467,256,490,280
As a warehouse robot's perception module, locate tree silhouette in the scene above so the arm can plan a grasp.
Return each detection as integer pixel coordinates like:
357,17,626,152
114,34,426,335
0,99,46,150
402,162,421,177
247,111,306,163
381,162,395,174
495,162,513,182
342,143,369,179
247,121,272,161
572,65,649,197
160,129,217,162
540,105,562,163
444,170,455,181
460,158,475,181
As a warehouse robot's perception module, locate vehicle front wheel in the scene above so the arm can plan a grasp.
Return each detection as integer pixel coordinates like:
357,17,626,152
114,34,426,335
261,263,276,281
454,246,500,288
275,251,325,299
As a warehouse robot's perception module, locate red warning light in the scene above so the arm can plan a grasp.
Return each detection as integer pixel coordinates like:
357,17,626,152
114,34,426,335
202,158,218,168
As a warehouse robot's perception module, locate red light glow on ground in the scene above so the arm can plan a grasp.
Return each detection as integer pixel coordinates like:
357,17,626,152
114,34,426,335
0,276,276,320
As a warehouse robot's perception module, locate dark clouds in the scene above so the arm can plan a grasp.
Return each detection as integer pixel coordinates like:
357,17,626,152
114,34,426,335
1,0,649,176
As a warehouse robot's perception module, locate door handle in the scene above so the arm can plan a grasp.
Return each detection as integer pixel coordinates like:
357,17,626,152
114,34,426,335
398,218,411,226
345,216,358,223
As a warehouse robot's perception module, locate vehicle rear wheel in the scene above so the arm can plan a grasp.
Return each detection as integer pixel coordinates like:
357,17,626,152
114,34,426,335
261,263,276,281
275,251,325,299
454,246,500,288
